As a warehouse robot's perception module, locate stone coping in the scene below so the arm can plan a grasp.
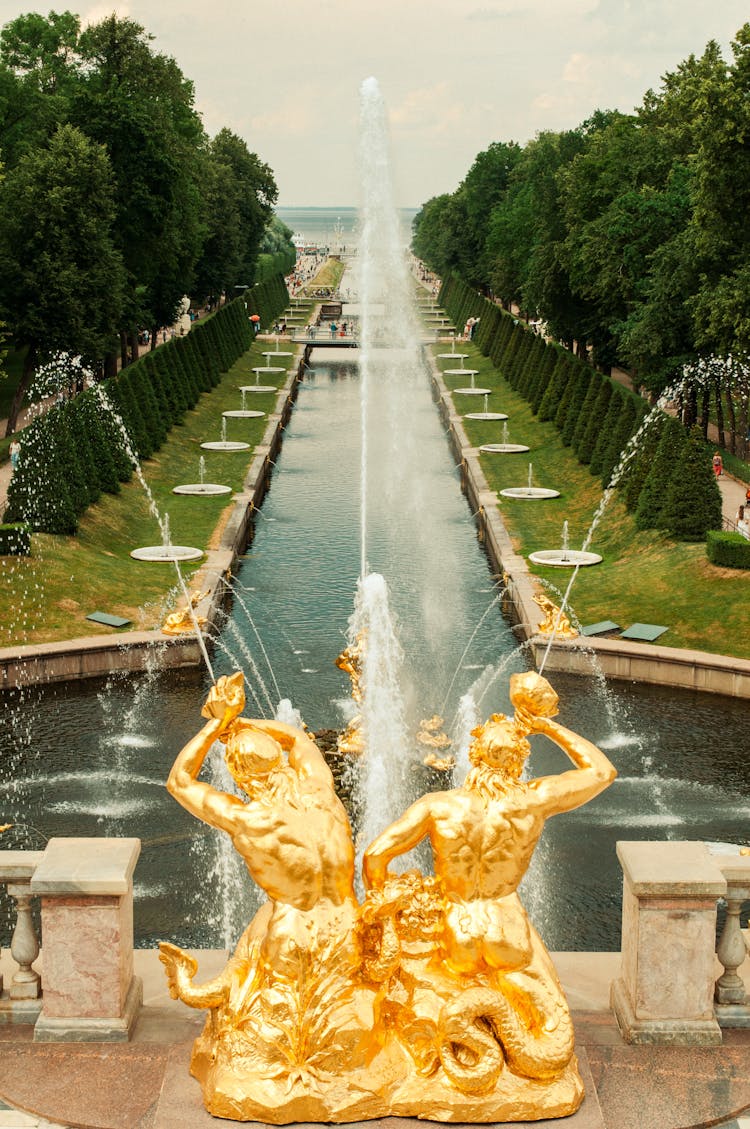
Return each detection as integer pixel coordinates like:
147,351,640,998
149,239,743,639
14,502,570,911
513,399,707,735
30,838,141,896
616,840,728,898
0,851,45,880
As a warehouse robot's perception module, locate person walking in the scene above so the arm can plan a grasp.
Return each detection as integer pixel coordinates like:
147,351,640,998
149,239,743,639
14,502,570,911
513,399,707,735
712,451,723,478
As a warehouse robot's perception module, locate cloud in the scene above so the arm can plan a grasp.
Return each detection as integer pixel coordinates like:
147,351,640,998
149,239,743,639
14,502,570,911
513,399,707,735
389,83,466,136
80,4,132,28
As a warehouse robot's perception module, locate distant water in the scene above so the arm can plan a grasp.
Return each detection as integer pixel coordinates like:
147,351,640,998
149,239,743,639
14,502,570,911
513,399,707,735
275,205,418,247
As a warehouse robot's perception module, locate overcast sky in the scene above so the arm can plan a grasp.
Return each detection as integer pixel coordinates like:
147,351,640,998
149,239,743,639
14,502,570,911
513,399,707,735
1,0,748,207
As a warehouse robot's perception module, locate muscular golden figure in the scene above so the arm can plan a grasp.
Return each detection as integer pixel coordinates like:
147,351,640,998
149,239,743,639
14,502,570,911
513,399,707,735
162,672,357,981
363,670,616,976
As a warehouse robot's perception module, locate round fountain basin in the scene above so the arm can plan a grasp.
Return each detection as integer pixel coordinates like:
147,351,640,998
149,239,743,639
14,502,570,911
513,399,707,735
130,545,204,562
253,367,286,375
454,387,492,396
464,411,508,421
200,441,251,451
222,410,266,419
172,484,233,496
443,368,478,376
528,549,602,567
262,351,293,359
480,443,531,454
436,353,469,361
240,385,277,394
500,487,561,499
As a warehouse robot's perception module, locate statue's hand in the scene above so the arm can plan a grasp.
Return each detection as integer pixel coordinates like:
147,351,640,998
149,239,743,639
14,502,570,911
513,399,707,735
202,672,245,725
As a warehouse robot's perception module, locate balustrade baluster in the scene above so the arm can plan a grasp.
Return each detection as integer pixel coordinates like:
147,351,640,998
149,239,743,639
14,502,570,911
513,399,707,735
714,855,750,1029
0,849,44,1022
7,880,40,999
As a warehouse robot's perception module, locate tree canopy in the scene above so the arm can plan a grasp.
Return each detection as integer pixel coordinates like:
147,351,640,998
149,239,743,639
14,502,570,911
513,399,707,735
412,21,750,433
0,9,292,433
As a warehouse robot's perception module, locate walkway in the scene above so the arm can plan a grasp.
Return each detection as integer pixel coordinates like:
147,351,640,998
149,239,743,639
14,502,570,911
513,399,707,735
0,951,748,1128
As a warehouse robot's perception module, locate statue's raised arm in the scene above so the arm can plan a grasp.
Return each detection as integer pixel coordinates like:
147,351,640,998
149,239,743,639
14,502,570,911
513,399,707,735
509,670,617,816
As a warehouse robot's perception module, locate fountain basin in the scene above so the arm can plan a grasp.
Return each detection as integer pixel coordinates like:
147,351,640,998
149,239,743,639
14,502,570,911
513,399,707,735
262,351,293,359
436,353,469,361
500,487,561,499
443,368,478,376
480,443,530,453
172,484,233,496
222,410,266,419
200,441,250,451
464,411,508,421
528,549,602,567
240,385,277,394
130,545,204,562
454,387,492,396
252,367,286,375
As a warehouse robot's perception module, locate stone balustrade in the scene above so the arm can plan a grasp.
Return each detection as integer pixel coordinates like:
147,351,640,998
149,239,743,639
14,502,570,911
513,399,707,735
0,849,44,1024
1,836,748,1047
612,840,750,1044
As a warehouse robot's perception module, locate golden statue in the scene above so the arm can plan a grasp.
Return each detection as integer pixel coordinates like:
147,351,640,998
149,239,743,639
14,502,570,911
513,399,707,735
533,593,578,638
161,669,616,1122
161,590,210,636
417,714,452,749
335,634,365,755
422,750,455,771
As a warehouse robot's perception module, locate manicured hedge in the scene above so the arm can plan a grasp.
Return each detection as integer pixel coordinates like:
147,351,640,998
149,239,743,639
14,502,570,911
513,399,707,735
438,274,728,544
0,522,31,556
707,531,750,568
5,283,287,535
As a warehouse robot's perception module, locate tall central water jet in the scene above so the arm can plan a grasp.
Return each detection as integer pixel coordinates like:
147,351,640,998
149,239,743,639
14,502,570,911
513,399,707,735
347,78,428,864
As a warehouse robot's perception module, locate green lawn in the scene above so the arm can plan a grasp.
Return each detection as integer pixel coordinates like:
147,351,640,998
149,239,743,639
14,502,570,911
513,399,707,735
0,341,296,647
434,344,750,660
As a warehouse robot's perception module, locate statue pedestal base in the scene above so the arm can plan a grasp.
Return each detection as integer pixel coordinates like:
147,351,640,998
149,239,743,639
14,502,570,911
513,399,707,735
191,1031,584,1124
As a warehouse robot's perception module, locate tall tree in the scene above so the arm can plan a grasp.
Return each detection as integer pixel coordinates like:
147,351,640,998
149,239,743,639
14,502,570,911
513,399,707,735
71,16,205,349
0,122,125,434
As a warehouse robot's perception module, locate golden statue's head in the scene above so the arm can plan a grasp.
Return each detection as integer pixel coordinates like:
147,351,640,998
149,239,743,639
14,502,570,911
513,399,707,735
467,714,530,781
224,722,284,791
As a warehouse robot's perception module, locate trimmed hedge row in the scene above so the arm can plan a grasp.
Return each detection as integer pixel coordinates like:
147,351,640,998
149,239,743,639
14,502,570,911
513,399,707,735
246,273,290,331
5,283,287,535
0,522,31,556
439,275,722,542
707,531,750,568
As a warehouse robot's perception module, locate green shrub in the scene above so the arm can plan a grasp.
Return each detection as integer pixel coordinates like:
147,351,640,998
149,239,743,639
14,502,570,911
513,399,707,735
0,522,31,556
634,416,688,531
578,380,613,465
663,428,723,541
706,530,750,568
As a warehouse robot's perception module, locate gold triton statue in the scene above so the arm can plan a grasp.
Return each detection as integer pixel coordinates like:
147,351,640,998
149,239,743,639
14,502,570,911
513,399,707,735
160,669,616,1122
533,593,578,639
334,634,366,755
161,591,210,636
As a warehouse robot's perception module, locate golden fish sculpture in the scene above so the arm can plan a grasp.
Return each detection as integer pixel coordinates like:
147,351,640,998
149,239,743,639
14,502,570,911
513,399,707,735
160,669,616,1122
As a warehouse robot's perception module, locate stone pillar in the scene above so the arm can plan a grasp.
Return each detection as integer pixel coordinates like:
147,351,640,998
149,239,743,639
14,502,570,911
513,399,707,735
714,853,750,1027
31,838,142,1042
611,840,726,1045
